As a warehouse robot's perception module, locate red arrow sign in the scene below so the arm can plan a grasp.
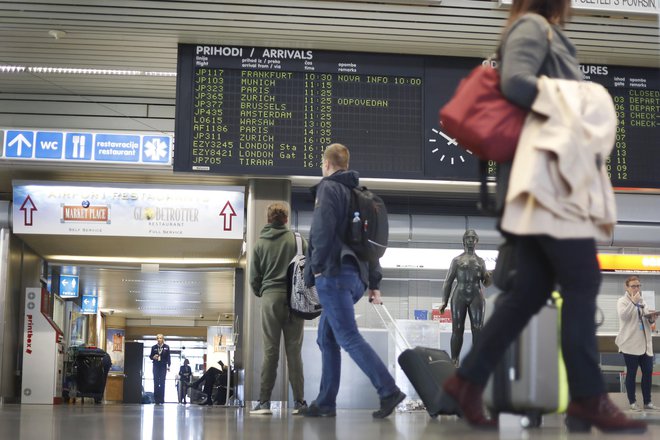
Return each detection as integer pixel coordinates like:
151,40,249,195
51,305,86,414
219,201,237,231
20,195,38,226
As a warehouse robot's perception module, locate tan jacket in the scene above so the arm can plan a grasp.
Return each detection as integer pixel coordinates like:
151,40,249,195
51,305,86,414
615,294,653,356
501,76,617,241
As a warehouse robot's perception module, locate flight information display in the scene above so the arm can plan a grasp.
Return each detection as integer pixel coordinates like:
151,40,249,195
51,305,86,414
175,44,660,189
581,64,660,189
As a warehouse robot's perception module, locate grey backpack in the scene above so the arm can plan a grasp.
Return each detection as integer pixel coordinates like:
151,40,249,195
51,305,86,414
286,232,321,319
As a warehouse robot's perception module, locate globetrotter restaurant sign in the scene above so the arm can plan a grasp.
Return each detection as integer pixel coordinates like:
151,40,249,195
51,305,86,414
12,181,244,239
499,0,659,15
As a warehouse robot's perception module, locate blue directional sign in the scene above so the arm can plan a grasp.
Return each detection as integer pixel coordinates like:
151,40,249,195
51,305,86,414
81,295,98,314
1,129,172,166
94,134,140,162
64,133,93,160
35,131,64,159
59,275,79,298
5,130,35,158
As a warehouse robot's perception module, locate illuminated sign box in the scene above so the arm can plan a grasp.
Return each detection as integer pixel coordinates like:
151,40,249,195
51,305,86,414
598,254,660,272
59,275,79,298
499,0,659,15
12,181,245,240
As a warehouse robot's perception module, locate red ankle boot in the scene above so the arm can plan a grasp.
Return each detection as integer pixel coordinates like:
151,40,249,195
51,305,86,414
566,394,647,433
442,374,497,428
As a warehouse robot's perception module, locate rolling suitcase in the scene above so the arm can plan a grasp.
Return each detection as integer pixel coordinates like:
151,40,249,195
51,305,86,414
483,292,568,427
372,304,457,417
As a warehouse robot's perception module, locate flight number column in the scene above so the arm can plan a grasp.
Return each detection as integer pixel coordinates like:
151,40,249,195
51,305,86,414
303,73,333,169
192,68,232,167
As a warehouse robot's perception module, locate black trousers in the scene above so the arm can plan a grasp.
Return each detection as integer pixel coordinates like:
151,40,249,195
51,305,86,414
459,235,605,399
153,365,167,404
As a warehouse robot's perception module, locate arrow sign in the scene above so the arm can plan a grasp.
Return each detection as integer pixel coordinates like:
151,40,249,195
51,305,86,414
59,275,79,298
219,201,237,231
19,195,38,226
7,132,33,157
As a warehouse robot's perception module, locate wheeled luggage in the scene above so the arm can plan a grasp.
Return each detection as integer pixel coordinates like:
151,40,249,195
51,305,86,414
372,304,457,417
398,346,457,417
73,347,112,403
483,292,568,427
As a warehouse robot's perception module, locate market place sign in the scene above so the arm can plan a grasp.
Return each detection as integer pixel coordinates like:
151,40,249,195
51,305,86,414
12,181,244,239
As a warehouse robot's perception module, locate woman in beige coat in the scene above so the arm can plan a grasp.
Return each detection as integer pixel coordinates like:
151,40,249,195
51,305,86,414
616,275,657,411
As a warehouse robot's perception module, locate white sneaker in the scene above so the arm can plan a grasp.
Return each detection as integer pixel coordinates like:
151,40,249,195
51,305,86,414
630,402,641,411
250,401,272,415
644,403,659,411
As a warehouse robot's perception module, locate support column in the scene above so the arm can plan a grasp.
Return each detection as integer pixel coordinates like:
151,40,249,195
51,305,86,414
243,179,291,406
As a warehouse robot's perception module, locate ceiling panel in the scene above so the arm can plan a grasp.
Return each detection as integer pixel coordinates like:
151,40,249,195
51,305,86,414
68,265,237,320
0,0,657,99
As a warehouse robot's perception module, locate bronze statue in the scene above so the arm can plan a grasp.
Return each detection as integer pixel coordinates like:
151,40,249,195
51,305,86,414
440,229,492,366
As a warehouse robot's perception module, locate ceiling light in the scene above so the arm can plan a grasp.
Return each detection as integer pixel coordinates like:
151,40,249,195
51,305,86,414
47,255,236,265
135,299,201,304
128,290,201,295
138,306,201,311
48,30,67,40
123,279,201,285
0,65,26,73
0,64,176,77
380,248,498,270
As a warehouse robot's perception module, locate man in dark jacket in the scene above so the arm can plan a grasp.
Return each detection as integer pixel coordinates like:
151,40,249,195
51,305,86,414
150,333,171,404
301,143,405,418
249,202,307,415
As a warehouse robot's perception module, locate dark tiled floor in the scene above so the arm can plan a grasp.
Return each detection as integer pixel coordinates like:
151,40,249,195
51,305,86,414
1,393,659,440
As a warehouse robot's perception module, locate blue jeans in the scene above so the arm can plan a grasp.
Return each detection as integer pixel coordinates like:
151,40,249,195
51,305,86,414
313,264,399,410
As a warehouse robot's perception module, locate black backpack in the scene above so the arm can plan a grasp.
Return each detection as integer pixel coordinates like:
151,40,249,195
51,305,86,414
286,232,322,319
346,186,389,261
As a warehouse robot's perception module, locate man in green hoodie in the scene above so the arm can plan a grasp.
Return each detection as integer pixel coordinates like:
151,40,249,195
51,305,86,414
249,201,308,415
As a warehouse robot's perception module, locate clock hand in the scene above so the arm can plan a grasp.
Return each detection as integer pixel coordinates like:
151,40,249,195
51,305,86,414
437,130,458,146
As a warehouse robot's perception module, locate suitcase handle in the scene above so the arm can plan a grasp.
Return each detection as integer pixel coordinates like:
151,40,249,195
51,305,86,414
371,303,412,350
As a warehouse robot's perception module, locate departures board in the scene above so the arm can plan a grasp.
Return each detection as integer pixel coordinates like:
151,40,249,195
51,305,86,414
175,44,660,189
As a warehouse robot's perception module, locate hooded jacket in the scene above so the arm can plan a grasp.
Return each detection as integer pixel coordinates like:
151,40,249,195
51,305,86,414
303,169,382,290
250,223,307,296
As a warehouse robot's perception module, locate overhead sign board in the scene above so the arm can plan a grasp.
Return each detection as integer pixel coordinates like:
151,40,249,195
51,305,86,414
499,0,660,15
59,275,79,298
81,295,98,314
12,181,245,239
1,129,172,165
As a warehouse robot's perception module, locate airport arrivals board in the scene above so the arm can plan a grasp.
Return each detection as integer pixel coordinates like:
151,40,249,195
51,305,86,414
175,44,660,189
